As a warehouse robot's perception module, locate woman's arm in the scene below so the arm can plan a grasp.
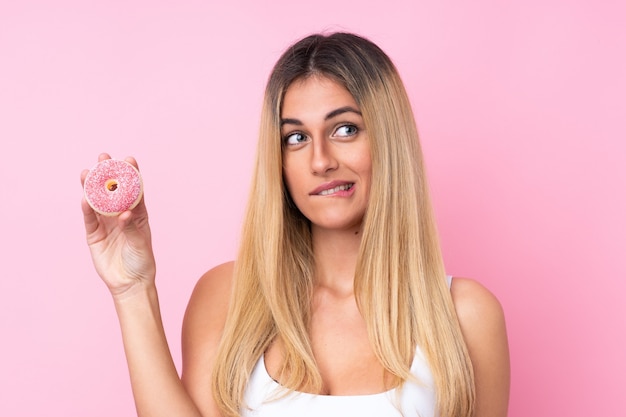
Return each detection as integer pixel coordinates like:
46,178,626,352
82,154,203,417
113,283,203,416
451,278,511,417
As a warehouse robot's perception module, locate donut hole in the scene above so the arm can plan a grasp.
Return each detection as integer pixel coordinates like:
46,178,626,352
105,179,119,192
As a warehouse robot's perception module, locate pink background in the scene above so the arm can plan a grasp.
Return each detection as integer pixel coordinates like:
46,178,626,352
1,1,624,416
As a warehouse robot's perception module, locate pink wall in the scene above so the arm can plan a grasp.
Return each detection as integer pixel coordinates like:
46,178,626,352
1,1,624,415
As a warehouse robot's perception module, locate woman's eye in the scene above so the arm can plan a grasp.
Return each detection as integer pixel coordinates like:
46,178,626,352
334,124,358,137
284,132,307,145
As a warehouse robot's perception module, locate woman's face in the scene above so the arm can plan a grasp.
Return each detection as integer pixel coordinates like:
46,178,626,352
281,76,372,233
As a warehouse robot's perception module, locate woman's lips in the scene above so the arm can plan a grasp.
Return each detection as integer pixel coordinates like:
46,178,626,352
310,181,355,196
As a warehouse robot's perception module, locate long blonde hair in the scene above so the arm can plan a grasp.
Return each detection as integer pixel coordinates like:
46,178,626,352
212,32,475,417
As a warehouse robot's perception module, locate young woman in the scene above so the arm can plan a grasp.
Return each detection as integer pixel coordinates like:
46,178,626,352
82,32,509,417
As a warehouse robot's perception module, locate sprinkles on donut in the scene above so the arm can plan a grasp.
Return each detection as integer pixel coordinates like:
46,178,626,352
83,159,143,216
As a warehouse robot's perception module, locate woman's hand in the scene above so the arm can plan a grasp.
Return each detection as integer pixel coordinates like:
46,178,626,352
81,153,156,297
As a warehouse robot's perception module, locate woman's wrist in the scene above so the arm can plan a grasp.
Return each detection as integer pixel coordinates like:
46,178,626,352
111,279,158,307
112,280,165,342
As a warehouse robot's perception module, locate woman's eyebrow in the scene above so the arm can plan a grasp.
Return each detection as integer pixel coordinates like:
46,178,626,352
325,106,362,120
280,106,362,127
280,118,301,127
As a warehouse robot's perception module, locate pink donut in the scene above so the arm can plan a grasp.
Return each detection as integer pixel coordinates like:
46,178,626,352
84,159,143,216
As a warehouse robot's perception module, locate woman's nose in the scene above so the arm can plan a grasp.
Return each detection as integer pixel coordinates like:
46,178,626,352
310,138,338,175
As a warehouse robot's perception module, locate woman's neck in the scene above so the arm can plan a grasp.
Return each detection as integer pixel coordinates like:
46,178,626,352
311,225,362,296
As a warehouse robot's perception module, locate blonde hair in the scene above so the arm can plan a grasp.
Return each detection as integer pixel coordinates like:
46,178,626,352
212,32,475,417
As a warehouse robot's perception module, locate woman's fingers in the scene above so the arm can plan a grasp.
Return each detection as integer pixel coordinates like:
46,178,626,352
124,155,139,170
98,152,112,162
80,167,100,236
80,168,88,187
81,197,101,236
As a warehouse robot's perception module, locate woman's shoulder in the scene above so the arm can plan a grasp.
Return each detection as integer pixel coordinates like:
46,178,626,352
184,261,235,332
449,277,507,341
450,277,510,416
449,277,504,319
182,261,235,365
181,261,235,415
194,261,236,298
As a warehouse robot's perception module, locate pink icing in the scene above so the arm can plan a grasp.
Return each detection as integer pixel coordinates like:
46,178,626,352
84,159,143,215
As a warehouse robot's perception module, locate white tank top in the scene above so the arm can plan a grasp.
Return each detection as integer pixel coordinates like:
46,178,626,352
242,346,436,417
241,276,451,417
